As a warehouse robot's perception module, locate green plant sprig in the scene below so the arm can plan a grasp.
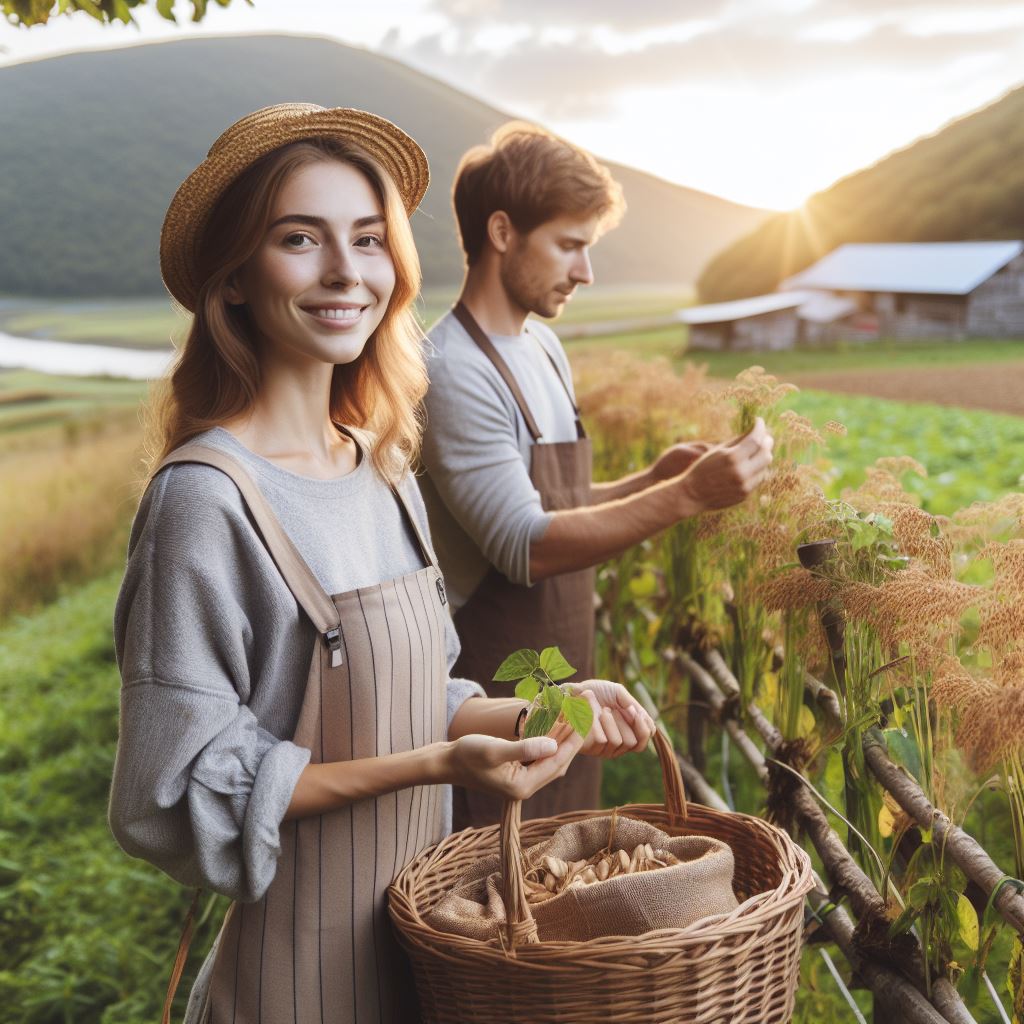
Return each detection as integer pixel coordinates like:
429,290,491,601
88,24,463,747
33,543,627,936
493,647,594,740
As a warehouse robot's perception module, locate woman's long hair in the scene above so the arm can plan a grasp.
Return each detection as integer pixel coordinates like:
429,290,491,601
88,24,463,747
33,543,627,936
147,137,426,481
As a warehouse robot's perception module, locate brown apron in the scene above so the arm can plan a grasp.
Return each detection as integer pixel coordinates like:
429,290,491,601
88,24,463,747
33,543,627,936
449,302,601,831
157,444,448,1024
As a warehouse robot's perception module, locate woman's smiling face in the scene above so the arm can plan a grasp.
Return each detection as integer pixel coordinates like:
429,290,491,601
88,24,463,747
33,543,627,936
230,158,397,369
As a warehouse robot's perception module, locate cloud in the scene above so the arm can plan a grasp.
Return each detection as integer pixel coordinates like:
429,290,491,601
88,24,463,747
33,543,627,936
391,19,1019,119
428,0,730,31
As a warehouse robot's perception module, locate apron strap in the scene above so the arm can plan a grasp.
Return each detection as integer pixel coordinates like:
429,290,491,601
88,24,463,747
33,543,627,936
335,425,437,572
453,301,544,442
389,477,438,571
524,324,587,441
156,445,342,637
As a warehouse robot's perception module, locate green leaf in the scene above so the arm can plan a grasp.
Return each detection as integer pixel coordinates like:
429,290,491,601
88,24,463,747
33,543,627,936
820,749,845,813
561,695,594,739
957,893,979,952
493,649,539,682
523,706,558,739
73,0,104,19
883,727,923,783
514,676,540,703
156,0,175,19
543,684,564,712
1008,935,1024,1014
539,646,576,682
889,903,919,937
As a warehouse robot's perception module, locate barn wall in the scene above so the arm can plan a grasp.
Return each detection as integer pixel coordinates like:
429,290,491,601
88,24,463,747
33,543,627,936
873,293,968,339
967,258,1024,336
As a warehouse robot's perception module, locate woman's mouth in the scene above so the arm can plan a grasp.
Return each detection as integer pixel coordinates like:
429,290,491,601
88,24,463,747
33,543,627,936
304,305,368,327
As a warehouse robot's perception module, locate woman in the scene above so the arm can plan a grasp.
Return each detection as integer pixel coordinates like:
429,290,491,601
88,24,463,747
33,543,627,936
108,104,655,1024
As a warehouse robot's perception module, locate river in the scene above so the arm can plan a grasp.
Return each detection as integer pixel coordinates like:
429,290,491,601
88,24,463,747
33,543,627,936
0,331,174,380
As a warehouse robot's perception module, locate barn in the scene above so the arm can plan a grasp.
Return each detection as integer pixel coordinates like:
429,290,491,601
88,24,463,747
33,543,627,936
683,240,1024,349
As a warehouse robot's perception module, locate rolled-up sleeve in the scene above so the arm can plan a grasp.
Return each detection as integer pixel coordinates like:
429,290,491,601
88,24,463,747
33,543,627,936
108,467,309,903
110,679,309,902
421,349,552,586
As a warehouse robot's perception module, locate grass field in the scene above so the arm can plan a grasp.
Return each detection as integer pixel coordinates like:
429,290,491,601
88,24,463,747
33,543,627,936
0,299,190,350
0,287,696,349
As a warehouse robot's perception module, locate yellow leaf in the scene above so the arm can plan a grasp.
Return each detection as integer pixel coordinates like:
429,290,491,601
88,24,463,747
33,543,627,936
760,670,779,709
628,569,657,599
957,893,979,952
878,803,895,838
798,705,816,738
647,615,662,641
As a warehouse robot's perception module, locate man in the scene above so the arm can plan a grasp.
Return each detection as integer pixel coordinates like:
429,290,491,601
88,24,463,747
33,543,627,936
421,122,773,831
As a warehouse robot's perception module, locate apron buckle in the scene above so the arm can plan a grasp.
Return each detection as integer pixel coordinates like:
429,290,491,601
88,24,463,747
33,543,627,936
323,627,343,668
435,575,448,606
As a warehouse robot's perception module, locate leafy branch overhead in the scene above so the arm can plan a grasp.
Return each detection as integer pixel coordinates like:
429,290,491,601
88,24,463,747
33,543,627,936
3,0,249,28
493,647,594,741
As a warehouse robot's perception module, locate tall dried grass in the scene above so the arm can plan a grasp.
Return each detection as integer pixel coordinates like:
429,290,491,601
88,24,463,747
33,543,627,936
0,412,144,619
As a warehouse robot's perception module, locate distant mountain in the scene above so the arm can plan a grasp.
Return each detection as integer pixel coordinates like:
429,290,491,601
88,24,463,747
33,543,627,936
697,84,1024,303
0,35,766,299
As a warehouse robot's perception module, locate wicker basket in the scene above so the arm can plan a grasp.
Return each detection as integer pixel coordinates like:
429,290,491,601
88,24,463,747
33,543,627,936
389,729,813,1024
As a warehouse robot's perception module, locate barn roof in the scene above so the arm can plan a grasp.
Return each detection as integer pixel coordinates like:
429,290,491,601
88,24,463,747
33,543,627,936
678,291,812,324
678,290,859,325
782,241,1024,296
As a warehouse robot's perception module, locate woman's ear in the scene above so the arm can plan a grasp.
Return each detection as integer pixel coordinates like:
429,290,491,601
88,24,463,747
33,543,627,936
223,275,245,306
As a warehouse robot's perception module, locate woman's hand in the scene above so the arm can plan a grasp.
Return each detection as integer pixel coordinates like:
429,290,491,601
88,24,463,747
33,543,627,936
548,680,655,758
442,731,584,801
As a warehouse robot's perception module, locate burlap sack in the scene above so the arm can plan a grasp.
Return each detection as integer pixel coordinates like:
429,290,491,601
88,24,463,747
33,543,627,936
426,815,739,943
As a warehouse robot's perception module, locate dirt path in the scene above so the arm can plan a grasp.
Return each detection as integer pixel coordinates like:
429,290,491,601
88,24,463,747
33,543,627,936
788,362,1024,417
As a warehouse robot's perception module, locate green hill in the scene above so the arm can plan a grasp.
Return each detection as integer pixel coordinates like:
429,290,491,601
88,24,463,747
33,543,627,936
0,34,765,299
697,84,1024,302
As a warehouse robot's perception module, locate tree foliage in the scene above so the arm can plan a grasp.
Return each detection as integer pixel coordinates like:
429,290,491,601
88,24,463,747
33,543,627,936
3,0,246,27
697,85,1024,303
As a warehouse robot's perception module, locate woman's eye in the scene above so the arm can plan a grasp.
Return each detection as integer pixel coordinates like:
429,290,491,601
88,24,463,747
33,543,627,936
354,234,385,249
284,232,315,248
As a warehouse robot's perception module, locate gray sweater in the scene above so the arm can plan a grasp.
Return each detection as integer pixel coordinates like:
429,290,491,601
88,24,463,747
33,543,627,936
108,427,484,907
419,311,581,610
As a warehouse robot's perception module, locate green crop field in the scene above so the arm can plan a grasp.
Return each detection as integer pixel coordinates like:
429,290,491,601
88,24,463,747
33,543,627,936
785,389,1024,514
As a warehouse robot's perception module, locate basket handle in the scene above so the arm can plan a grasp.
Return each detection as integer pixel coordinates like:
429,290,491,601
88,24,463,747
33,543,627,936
498,724,688,950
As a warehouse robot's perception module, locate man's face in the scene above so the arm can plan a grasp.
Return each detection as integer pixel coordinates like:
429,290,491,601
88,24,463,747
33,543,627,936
500,211,600,320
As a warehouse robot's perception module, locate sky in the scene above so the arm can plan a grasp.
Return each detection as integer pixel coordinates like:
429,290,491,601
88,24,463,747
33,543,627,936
3,0,1024,210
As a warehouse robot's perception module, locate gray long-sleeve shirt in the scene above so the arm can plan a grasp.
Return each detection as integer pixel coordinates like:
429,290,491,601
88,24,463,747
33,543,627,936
419,311,581,610
108,426,484,906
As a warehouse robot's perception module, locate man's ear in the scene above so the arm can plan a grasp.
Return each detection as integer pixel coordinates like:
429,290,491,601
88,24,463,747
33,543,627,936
486,210,513,254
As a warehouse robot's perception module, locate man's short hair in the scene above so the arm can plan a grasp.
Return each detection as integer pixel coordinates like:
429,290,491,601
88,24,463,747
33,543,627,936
453,121,626,265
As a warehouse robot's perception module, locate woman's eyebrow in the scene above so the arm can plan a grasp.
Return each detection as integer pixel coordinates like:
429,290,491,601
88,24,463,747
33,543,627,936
268,213,386,230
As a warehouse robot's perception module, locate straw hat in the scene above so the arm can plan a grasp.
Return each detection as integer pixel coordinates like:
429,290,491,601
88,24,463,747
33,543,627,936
159,103,430,312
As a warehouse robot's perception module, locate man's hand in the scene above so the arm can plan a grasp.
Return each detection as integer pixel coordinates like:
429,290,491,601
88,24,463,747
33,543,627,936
676,417,774,514
649,441,713,484
546,680,656,758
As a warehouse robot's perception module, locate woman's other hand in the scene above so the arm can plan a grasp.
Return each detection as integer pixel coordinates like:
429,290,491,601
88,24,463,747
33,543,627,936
549,680,655,758
443,731,584,801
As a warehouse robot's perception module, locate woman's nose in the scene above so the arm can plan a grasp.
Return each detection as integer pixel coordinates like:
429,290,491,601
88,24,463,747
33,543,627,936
323,246,360,289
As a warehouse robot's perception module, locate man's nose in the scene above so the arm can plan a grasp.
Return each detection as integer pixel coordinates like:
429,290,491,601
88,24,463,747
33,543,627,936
570,249,594,286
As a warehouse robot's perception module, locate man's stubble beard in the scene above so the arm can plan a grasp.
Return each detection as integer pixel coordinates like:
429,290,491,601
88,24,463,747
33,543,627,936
500,251,562,320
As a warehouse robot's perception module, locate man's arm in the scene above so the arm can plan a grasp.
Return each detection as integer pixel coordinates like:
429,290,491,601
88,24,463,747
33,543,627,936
590,441,713,503
531,421,773,581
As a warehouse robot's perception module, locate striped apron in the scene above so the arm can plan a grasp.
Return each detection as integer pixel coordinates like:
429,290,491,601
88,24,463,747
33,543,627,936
158,445,448,1024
